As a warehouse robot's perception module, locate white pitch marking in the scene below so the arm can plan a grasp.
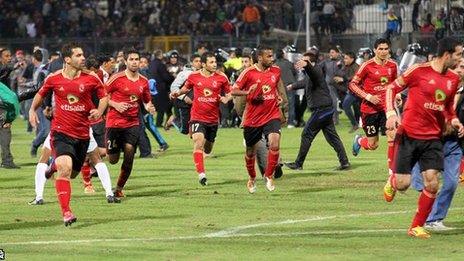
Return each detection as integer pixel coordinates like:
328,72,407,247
205,210,409,237
2,208,463,246
0,228,412,246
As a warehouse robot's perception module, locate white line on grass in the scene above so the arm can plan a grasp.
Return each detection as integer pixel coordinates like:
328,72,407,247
2,208,463,246
1,228,413,246
205,210,410,237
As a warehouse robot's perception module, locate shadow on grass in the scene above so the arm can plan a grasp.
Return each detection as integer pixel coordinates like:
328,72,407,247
123,188,183,200
288,187,339,193
73,214,187,229
18,162,38,167
0,214,188,231
0,176,26,182
210,179,243,186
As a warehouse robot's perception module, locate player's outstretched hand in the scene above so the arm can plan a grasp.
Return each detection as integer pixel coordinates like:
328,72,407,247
29,109,39,128
276,95,283,106
367,94,381,105
113,102,129,113
386,114,399,131
170,90,180,100
88,109,101,120
145,103,156,115
394,93,403,108
247,83,258,95
220,96,229,104
451,118,464,137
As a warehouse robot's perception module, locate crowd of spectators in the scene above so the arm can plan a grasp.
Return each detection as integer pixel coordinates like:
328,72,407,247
3,0,464,42
0,0,309,39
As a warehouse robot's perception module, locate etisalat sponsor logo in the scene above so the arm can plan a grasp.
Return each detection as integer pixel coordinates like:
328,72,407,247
423,90,447,111
61,94,86,111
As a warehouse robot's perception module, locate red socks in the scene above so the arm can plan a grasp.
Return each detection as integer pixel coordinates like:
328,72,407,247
460,158,464,174
389,173,397,190
245,155,256,179
264,149,280,178
410,189,436,228
193,150,205,174
387,140,395,173
55,178,71,215
359,137,373,150
81,163,91,186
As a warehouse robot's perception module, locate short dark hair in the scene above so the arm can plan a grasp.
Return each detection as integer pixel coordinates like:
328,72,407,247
242,54,252,60
190,53,201,61
196,42,208,50
0,47,8,56
61,42,82,59
32,49,43,62
97,53,111,64
437,37,462,57
123,47,139,60
201,52,215,63
256,45,273,56
345,51,356,60
153,49,163,59
276,49,284,59
49,51,60,59
373,38,391,49
85,55,100,70
329,46,340,53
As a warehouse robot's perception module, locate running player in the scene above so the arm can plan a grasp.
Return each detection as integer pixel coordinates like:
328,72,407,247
349,38,398,174
106,47,155,198
28,130,120,205
171,52,231,185
29,42,108,226
231,46,283,193
383,37,464,238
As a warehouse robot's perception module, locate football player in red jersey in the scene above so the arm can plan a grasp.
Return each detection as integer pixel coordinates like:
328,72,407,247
105,47,156,198
231,46,283,193
171,52,231,185
349,38,398,175
383,37,464,238
29,42,108,226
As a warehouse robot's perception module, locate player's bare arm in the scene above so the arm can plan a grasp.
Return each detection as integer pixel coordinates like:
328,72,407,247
231,83,257,96
385,77,406,130
108,95,130,113
170,85,189,99
89,96,108,120
29,93,45,128
144,101,156,114
220,93,232,104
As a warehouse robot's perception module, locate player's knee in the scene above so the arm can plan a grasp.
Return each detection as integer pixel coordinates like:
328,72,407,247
108,155,119,164
369,141,378,150
56,164,72,178
396,178,410,191
424,180,439,194
268,143,280,151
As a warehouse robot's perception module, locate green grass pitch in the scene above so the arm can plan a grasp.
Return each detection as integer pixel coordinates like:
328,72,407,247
1,117,464,260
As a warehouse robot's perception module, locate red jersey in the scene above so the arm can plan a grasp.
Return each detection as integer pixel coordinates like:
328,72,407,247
349,58,398,114
233,65,282,127
184,70,230,124
392,63,460,140
105,71,151,128
38,70,106,139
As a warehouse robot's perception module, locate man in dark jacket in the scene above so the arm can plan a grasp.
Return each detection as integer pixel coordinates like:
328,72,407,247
149,50,175,127
275,49,297,127
285,48,350,170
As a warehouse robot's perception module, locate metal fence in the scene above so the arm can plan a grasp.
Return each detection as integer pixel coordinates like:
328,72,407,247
0,37,147,55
